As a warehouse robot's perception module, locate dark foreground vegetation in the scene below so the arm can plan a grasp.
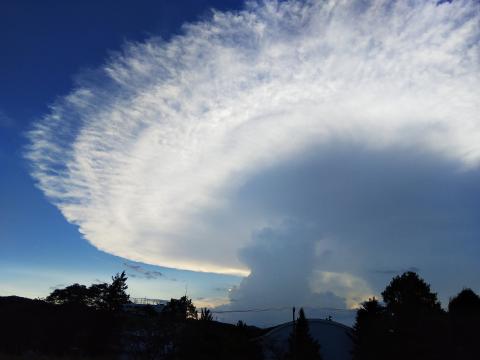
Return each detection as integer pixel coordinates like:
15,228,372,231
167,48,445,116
0,272,264,359
353,272,480,360
1,270,479,359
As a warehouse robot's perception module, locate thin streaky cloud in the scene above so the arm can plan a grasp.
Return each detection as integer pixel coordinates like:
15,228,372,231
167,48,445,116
123,262,164,279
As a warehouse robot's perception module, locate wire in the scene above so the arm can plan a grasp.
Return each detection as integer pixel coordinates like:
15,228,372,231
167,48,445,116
210,306,355,314
211,306,291,314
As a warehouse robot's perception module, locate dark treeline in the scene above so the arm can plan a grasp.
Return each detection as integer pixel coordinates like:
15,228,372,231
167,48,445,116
0,271,264,359
352,271,480,360
0,272,131,358
1,270,479,359
123,295,263,359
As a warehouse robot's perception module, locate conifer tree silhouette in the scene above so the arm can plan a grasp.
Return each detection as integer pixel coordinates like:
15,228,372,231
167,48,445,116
285,308,322,360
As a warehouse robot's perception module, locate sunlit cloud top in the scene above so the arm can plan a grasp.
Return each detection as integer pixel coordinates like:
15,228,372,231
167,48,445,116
26,0,479,275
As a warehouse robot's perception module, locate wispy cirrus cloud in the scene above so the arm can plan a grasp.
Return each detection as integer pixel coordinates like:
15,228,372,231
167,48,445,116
26,0,479,311
123,262,164,279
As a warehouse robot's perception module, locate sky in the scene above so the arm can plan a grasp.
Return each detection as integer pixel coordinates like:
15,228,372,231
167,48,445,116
1,0,479,327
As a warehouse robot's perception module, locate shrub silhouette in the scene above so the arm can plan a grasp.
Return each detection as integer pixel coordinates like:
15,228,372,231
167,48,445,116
200,307,214,321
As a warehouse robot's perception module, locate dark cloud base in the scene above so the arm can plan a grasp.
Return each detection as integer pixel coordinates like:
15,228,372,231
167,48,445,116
214,142,480,324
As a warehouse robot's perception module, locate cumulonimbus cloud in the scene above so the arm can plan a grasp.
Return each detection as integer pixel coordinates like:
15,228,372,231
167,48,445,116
26,0,479,278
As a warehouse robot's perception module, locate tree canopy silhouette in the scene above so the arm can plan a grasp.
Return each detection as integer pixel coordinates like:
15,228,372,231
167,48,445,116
353,271,447,360
45,271,129,312
162,295,198,320
103,271,130,312
46,283,92,306
448,288,480,360
448,288,480,314
382,271,442,317
352,297,387,360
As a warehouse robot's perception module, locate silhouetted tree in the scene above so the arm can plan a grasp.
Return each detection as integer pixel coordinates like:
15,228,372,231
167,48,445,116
382,271,442,317
448,288,480,359
285,308,322,360
381,271,446,360
45,272,129,313
236,320,247,328
448,288,480,313
163,295,198,320
200,307,213,321
353,272,449,360
103,271,130,312
88,282,109,310
46,283,91,306
352,297,388,360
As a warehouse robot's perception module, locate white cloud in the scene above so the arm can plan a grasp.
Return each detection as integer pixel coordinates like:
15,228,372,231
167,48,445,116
26,0,479,284
309,271,374,309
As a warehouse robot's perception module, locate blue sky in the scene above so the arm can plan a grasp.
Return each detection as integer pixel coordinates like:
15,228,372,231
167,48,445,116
1,0,479,327
1,0,243,305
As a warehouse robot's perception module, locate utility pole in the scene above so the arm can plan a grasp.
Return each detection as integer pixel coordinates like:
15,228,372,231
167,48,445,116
293,306,296,360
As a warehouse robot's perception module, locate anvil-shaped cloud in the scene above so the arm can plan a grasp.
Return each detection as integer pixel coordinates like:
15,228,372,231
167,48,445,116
27,0,479,295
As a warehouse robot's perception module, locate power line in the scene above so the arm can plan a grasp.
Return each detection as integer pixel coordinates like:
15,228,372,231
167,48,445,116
210,306,355,314
211,306,291,314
